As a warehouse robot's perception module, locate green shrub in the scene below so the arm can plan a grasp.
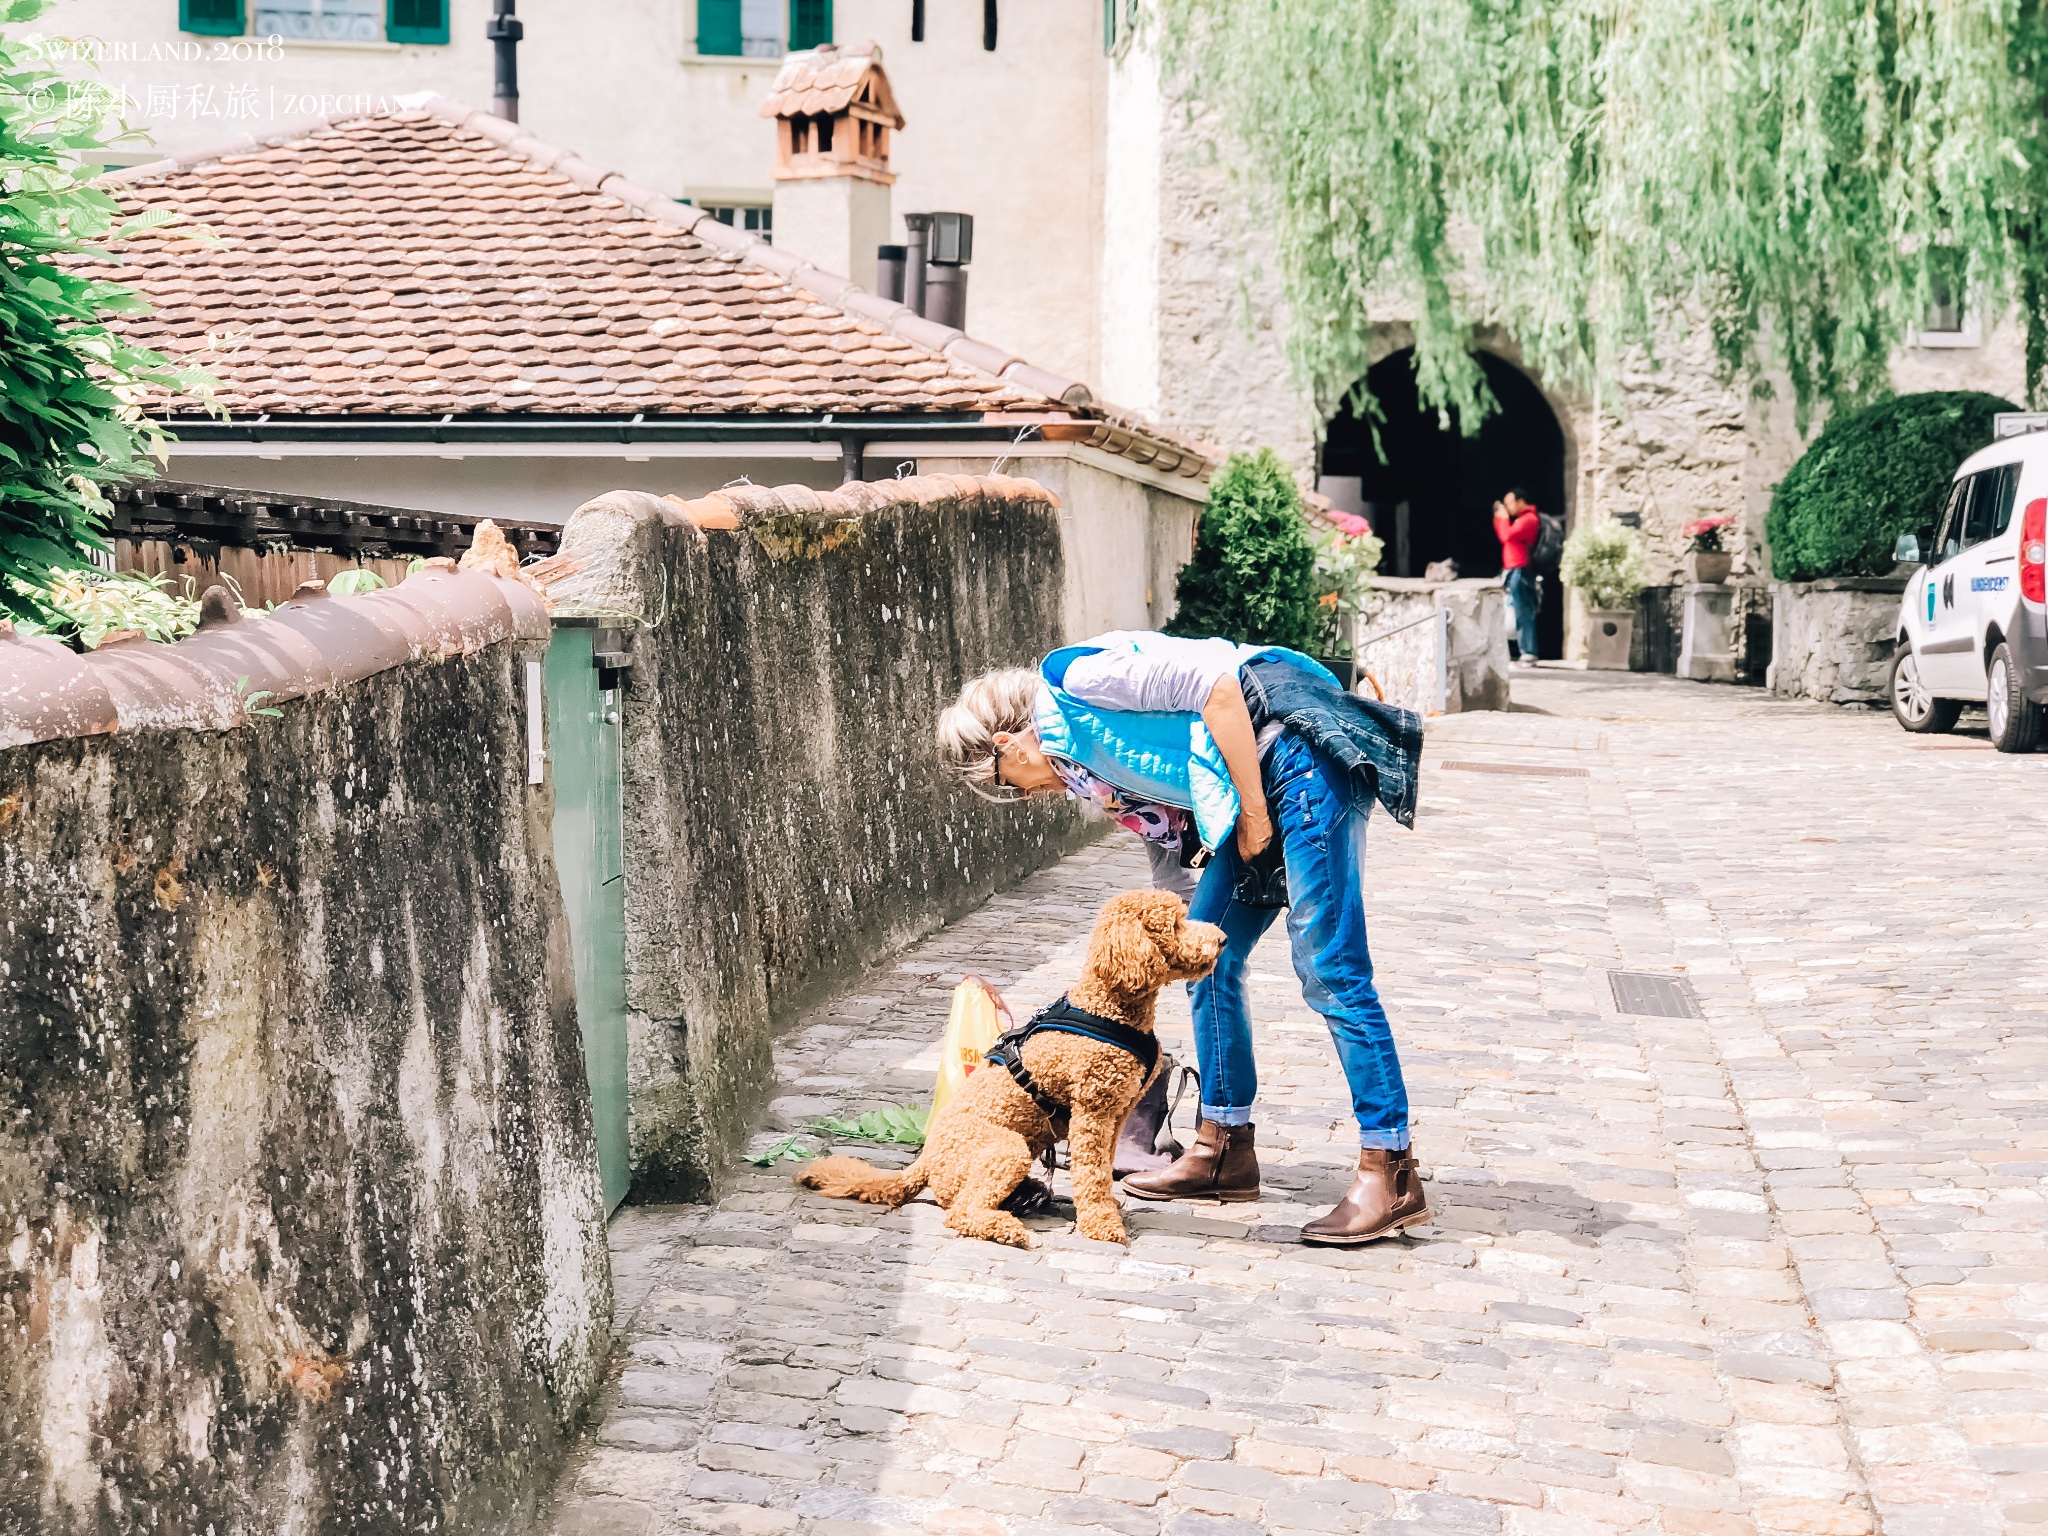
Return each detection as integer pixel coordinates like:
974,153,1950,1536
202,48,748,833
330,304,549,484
12,567,200,649
1766,391,2018,582
1560,519,1652,610
326,567,387,596
1,2,215,618
1167,449,1320,651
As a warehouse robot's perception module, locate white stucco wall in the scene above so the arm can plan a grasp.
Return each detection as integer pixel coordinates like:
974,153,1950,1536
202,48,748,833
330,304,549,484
44,0,681,171
162,446,844,524
913,451,1202,642
837,0,1107,390
771,174,892,294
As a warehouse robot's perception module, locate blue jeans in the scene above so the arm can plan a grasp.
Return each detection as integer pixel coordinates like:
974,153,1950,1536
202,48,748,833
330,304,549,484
1505,566,1539,658
1182,733,1410,1150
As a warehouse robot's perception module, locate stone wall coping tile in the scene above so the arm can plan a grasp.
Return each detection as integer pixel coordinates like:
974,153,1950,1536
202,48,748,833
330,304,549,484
669,473,1063,530
0,630,119,749
90,636,253,733
545,476,1063,631
0,569,539,751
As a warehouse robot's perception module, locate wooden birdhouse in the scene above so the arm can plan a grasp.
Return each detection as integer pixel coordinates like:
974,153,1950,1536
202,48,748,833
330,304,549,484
761,42,905,184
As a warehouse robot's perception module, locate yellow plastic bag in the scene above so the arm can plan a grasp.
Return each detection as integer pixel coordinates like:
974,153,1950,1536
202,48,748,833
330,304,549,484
930,974,1013,1121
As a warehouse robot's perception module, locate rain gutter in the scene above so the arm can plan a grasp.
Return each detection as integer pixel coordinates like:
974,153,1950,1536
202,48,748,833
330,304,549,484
160,413,1033,484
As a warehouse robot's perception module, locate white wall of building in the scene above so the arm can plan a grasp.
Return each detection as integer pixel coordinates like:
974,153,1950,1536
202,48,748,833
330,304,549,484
918,450,1199,641
163,445,845,523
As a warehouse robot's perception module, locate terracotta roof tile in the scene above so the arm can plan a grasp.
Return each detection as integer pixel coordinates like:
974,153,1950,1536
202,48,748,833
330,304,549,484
96,107,1028,419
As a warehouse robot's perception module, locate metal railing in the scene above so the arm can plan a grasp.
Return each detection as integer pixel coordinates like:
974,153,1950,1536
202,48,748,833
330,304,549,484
1353,605,1449,714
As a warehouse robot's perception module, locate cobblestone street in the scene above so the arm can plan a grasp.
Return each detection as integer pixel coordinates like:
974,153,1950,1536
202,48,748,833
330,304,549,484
551,672,2047,1536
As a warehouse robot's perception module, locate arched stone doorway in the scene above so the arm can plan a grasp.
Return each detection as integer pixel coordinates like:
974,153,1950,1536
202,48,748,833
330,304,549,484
1322,349,1568,660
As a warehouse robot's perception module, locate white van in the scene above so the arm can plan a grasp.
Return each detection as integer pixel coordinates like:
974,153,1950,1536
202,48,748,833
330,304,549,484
1889,430,2048,751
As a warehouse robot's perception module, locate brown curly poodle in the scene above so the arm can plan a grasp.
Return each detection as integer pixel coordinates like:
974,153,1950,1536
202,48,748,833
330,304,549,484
797,889,1226,1248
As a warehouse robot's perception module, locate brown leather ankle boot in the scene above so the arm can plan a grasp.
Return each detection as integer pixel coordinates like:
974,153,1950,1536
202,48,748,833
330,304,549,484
1120,1120,1259,1203
1299,1147,1429,1245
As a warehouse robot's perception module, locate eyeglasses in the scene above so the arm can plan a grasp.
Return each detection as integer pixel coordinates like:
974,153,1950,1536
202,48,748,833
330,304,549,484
981,740,1030,803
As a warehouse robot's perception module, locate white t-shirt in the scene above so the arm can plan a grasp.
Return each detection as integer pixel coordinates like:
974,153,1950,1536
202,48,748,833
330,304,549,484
1053,633,1287,756
1057,634,1254,714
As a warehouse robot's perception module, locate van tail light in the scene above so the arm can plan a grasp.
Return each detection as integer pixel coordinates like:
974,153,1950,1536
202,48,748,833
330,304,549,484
2025,497,2048,604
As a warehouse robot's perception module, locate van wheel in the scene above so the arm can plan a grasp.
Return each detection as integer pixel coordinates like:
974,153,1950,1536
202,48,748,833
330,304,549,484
1986,643,2043,752
1891,648,1961,734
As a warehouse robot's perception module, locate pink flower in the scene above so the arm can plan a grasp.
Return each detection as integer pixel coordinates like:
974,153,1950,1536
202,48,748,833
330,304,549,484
1681,514,1736,539
1329,511,1374,538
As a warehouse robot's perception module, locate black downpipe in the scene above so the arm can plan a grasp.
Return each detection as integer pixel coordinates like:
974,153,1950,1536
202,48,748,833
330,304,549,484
983,0,997,50
488,0,523,123
911,0,925,41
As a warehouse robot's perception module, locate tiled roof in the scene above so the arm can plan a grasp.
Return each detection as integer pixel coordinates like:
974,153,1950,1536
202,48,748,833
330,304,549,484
94,96,1218,478
96,104,1031,418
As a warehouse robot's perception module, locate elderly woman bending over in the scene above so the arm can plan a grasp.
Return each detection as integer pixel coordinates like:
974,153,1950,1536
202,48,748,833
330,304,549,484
937,631,1425,1246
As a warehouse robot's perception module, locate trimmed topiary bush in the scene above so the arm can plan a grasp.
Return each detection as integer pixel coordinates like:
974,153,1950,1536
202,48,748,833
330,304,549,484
1166,448,1320,650
1767,391,2018,582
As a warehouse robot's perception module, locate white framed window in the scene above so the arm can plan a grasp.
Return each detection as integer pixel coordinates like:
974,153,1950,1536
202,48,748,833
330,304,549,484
742,0,786,56
697,203,773,241
257,0,382,41
1914,278,1981,349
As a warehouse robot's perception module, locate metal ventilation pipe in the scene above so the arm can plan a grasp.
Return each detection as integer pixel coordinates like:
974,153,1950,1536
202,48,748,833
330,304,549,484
488,0,523,122
902,213,931,319
875,245,907,303
922,211,974,329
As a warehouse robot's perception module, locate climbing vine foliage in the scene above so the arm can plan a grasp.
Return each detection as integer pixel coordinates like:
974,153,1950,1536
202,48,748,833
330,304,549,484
1,0,211,618
1158,0,2048,429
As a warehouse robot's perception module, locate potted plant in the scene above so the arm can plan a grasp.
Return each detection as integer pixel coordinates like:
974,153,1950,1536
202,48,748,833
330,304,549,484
1311,510,1384,687
1560,518,1651,670
1681,513,1737,585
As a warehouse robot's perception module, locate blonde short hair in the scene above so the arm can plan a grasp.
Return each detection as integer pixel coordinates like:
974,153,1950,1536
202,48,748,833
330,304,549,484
936,667,1041,802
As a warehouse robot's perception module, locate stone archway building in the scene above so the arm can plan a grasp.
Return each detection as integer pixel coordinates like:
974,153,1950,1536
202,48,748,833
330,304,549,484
1096,33,2028,660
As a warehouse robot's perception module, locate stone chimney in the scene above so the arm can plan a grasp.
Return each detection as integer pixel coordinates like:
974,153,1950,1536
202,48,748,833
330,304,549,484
763,42,903,293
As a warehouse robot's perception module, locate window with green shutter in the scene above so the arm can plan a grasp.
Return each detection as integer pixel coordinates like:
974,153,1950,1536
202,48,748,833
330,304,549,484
387,0,448,43
789,0,830,51
180,0,244,35
697,0,742,54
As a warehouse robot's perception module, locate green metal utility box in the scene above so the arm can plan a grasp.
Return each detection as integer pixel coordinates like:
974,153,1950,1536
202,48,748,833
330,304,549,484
544,624,631,1213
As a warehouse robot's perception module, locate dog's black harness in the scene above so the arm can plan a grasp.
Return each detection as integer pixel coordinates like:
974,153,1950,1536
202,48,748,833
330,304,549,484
985,996,1161,1128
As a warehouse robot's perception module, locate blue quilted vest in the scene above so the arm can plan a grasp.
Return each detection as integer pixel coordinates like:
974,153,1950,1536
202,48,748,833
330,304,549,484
1032,632,1338,853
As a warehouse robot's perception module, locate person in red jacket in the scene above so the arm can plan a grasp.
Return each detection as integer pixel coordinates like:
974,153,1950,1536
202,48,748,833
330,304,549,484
1493,487,1541,665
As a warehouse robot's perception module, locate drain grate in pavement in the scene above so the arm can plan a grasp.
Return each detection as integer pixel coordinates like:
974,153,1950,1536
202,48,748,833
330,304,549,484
1441,760,1590,778
1608,970,1703,1019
